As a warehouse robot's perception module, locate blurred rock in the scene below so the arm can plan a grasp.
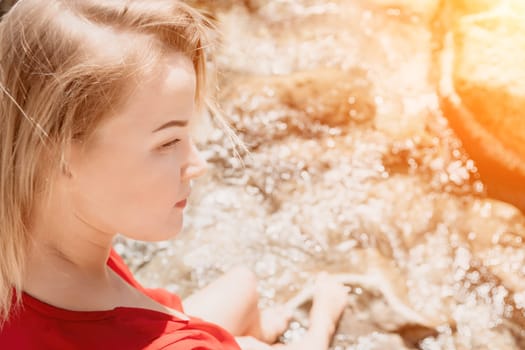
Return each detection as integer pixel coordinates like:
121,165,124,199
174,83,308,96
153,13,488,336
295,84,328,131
368,0,440,23
451,0,525,17
436,2,525,213
276,69,375,126
0,0,17,17
453,12,525,157
216,68,375,151
448,0,499,17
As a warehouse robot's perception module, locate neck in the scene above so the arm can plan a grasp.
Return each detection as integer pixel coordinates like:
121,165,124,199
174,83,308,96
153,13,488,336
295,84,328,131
23,198,116,294
28,229,115,276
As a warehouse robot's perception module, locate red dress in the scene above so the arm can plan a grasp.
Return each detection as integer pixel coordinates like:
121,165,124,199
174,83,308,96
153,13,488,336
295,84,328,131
0,250,241,350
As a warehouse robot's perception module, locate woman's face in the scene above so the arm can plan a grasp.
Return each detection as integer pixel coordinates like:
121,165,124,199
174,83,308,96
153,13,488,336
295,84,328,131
67,53,207,241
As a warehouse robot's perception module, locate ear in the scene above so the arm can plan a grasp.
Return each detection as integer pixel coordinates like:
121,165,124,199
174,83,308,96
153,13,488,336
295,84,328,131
59,142,75,179
63,137,92,180
60,154,73,178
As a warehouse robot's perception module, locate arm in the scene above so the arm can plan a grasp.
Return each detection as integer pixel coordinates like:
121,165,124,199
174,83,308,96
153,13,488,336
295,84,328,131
237,273,348,350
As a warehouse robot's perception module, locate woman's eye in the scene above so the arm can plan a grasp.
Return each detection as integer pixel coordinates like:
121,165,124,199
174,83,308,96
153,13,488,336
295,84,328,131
161,139,181,148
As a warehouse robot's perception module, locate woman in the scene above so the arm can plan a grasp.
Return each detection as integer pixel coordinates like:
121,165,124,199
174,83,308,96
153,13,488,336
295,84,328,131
0,0,348,349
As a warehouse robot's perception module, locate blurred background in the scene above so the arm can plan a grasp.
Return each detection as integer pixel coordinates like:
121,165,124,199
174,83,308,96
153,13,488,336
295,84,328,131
2,0,525,349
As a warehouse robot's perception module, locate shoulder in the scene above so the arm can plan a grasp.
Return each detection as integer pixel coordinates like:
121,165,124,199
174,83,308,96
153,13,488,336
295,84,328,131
107,248,138,285
147,316,241,350
151,331,241,350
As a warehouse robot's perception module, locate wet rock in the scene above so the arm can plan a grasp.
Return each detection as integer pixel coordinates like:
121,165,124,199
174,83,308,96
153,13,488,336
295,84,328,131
437,5,525,213
347,333,410,350
452,12,525,157
219,69,375,147
0,0,17,16
450,0,525,17
446,0,499,17
276,69,375,126
367,0,440,23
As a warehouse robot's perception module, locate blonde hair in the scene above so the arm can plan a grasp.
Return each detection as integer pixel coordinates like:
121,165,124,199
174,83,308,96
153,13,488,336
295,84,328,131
0,0,214,326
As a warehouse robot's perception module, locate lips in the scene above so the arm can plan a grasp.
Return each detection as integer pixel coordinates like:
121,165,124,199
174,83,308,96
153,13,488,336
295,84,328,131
175,189,191,208
175,198,187,208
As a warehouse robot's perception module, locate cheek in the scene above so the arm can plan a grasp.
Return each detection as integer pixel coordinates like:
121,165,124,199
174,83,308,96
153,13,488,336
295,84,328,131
143,154,184,198
115,159,185,239
71,151,184,235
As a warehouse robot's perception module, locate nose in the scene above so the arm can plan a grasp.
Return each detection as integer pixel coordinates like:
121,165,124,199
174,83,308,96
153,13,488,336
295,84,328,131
182,140,208,181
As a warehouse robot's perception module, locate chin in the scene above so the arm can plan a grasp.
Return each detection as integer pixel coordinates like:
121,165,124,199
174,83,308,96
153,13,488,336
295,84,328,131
151,230,181,242
121,223,183,242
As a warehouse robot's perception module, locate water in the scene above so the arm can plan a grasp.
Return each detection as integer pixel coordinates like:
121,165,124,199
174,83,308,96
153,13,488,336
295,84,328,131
115,1,525,348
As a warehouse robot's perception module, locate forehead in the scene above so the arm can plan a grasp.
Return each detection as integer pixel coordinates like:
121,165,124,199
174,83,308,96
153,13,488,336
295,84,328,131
92,52,196,139
154,53,196,104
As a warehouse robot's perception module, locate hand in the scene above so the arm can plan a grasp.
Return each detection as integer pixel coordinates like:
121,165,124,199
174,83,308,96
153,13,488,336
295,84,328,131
309,272,348,335
235,336,273,350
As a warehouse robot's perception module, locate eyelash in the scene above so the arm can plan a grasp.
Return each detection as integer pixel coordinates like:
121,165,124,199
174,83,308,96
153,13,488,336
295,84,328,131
161,139,181,148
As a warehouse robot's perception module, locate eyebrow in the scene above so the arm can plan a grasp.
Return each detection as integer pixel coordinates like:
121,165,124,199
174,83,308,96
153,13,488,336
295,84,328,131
152,120,188,132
